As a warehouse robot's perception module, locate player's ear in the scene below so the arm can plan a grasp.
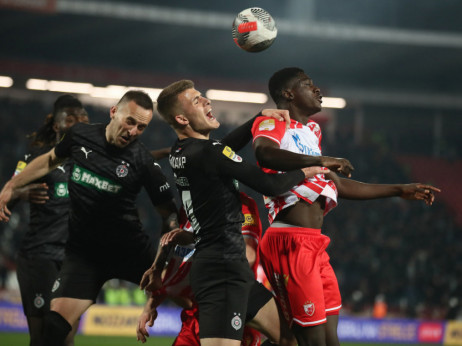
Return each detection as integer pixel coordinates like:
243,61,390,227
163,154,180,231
109,106,117,119
175,114,189,126
282,89,294,101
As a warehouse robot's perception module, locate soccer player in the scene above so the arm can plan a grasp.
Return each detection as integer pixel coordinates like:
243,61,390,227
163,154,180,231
251,67,441,346
143,79,331,346
137,192,265,345
0,90,179,346
9,95,88,346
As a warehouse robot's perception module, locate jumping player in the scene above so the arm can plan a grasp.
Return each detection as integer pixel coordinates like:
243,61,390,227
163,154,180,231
251,67,441,346
144,79,329,346
137,192,263,345
0,90,179,346
10,95,88,346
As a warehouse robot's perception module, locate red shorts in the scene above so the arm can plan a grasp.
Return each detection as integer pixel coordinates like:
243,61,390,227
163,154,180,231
259,225,341,327
173,306,200,346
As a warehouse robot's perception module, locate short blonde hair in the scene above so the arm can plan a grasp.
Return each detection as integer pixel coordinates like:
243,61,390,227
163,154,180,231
156,80,194,127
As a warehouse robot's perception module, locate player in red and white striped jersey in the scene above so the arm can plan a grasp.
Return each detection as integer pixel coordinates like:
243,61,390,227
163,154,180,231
251,67,440,346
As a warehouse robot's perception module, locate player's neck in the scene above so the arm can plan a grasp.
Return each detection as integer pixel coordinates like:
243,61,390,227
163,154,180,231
177,128,210,140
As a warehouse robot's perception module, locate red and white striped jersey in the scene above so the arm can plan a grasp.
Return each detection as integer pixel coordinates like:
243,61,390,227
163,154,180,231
251,116,338,224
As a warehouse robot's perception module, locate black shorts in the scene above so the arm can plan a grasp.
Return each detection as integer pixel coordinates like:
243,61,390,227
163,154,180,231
51,246,155,302
190,258,254,340
16,254,62,317
246,280,274,322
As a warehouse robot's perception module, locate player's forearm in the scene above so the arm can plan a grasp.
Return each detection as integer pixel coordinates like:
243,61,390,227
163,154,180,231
255,146,324,171
7,150,61,190
246,169,305,197
337,177,402,200
221,114,259,151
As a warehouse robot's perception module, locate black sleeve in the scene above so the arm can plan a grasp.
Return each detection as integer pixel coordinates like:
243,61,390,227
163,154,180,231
54,127,74,159
142,159,175,206
221,113,261,151
207,143,305,197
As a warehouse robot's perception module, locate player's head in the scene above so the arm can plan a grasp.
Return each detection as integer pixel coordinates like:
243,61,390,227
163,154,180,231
157,80,219,138
269,67,322,114
106,90,154,148
29,95,87,147
53,94,88,132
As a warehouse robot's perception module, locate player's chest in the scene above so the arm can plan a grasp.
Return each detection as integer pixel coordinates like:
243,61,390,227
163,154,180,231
281,128,322,156
70,144,140,189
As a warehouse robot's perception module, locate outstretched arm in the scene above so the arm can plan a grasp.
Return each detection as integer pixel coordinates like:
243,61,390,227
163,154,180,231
253,137,354,177
328,172,441,206
0,148,64,221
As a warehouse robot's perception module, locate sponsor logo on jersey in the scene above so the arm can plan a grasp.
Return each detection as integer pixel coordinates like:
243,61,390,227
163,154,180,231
173,245,195,259
303,300,315,316
159,182,170,192
81,146,92,159
34,294,45,309
71,165,122,194
258,119,275,131
52,279,60,292
57,165,66,173
116,161,129,178
242,213,256,226
231,313,242,330
175,176,189,187
170,155,186,169
291,133,320,156
222,146,242,163
14,160,27,176
54,182,69,198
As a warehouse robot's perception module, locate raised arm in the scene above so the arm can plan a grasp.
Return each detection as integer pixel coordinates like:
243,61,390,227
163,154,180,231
327,172,440,206
0,148,64,221
253,136,354,177
221,109,291,151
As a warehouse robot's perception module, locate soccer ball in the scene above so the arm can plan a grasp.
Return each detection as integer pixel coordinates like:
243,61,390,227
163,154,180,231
232,7,277,53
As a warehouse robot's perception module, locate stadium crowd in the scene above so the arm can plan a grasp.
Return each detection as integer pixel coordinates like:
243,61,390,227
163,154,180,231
0,95,460,322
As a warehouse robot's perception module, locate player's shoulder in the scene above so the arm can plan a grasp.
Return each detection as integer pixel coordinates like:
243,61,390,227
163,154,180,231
252,115,286,134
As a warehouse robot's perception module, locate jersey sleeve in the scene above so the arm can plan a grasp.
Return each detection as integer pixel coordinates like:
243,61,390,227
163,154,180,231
251,116,287,146
206,142,305,197
142,158,175,206
240,192,261,243
54,127,75,159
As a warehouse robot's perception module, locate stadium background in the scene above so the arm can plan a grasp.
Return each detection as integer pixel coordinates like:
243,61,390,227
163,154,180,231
0,0,461,344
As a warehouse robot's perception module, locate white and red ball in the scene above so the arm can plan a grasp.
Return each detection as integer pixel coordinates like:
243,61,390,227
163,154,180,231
232,7,277,53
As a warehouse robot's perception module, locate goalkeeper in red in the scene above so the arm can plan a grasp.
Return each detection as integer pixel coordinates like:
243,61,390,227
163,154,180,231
251,67,440,346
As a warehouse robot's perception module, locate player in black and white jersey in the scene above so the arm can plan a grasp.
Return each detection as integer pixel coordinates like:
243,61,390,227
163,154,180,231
143,79,326,346
0,90,179,346
9,95,88,346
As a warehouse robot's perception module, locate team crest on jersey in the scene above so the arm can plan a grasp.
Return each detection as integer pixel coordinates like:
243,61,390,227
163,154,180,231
54,182,69,198
52,279,60,293
222,146,242,163
231,313,242,330
307,122,321,138
34,294,45,309
303,300,315,316
258,119,275,131
116,161,130,178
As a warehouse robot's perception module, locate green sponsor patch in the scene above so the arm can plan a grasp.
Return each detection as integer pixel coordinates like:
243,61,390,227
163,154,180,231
71,164,122,194
54,182,69,198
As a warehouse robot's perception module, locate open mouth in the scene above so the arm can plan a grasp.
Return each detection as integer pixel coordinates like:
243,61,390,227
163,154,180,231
206,110,215,120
